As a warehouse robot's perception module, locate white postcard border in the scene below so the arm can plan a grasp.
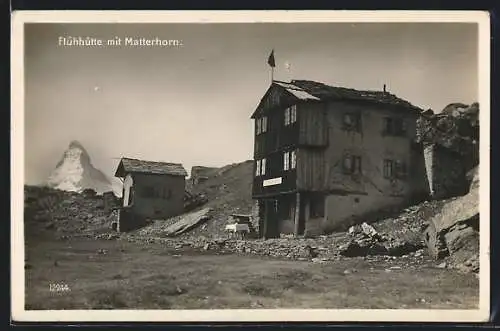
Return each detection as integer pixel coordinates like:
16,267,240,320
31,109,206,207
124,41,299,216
11,10,491,323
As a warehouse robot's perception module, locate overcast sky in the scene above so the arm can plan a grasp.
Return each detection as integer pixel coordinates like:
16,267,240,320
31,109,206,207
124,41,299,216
24,22,478,185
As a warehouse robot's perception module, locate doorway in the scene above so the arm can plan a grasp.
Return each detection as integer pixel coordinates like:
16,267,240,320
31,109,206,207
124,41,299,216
263,198,279,239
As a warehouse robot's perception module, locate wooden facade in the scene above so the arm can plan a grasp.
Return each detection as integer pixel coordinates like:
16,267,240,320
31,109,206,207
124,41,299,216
251,80,427,238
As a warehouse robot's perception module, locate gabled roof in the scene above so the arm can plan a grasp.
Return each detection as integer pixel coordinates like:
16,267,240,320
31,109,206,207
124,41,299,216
251,80,423,118
115,157,187,178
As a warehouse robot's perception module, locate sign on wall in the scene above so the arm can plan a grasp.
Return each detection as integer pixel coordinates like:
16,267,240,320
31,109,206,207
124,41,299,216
263,177,283,187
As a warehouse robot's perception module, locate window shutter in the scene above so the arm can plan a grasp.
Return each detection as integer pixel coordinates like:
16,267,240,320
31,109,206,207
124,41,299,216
344,114,352,126
343,155,352,173
291,105,297,123
262,116,267,133
291,150,297,169
401,119,407,134
354,156,362,174
383,159,392,178
395,160,407,178
284,108,290,126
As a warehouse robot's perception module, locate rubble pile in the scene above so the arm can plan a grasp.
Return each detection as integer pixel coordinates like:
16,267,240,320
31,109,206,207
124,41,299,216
372,200,447,244
121,232,434,271
123,233,345,260
339,222,425,257
24,185,117,238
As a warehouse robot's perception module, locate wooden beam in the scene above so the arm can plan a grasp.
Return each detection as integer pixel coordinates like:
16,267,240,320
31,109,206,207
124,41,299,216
304,197,310,236
294,192,301,236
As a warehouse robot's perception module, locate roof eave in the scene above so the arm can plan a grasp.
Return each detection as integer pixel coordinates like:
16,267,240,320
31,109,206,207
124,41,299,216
114,161,125,178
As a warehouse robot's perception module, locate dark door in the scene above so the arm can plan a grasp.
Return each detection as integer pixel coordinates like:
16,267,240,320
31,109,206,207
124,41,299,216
298,197,306,235
263,199,279,239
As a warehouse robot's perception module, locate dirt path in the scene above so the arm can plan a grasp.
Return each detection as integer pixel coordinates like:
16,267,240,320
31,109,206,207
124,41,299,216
25,239,479,310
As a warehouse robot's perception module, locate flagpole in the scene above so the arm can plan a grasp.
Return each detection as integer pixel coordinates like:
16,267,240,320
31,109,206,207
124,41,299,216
268,49,276,85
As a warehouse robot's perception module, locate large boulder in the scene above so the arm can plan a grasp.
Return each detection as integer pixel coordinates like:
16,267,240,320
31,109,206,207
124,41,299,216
422,175,479,272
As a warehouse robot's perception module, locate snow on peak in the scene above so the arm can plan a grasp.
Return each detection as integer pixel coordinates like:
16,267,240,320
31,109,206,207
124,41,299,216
46,141,117,195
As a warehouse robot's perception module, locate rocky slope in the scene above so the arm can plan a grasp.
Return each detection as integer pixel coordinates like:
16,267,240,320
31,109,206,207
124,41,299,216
24,185,119,240
183,160,254,238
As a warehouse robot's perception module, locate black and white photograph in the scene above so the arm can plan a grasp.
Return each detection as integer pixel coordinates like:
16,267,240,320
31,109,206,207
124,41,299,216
11,11,490,322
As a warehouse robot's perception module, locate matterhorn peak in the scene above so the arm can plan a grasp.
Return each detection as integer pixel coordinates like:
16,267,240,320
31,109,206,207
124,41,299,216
68,140,86,150
46,141,116,195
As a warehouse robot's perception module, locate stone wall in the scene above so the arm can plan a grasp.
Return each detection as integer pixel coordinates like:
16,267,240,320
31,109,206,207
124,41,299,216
190,166,219,186
250,200,261,237
424,144,468,200
118,207,147,232
103,191,120,214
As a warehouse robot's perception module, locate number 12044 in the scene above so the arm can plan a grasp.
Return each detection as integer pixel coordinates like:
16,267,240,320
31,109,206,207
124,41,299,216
49,283,70,292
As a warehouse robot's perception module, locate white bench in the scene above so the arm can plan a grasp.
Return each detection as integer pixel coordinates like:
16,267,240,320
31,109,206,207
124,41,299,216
225,223,250,239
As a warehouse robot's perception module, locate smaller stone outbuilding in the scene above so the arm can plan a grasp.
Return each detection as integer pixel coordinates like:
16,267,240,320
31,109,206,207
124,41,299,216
114,157,187,232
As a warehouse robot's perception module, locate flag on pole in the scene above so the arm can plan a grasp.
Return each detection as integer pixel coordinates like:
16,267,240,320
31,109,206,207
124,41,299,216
267,50,276,68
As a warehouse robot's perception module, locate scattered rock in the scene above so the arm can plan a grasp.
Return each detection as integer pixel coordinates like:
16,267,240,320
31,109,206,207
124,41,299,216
437,262,447,269
361,222,379,238
305,245,319,258
175,285,186,295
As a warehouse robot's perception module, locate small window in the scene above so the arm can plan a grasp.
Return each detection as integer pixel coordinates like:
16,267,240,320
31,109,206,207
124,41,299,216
383,117,407,136
283,150,297,171
383,159,394,179
283,151,290,170
284,105,297,126
256,116,267,135
343,154,362,174
343,113,361,132
383,118,393,135
384,159,407,179
255,158,266,176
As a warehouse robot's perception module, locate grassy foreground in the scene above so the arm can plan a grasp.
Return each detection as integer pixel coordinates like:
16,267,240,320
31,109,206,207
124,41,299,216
25,238,479,310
